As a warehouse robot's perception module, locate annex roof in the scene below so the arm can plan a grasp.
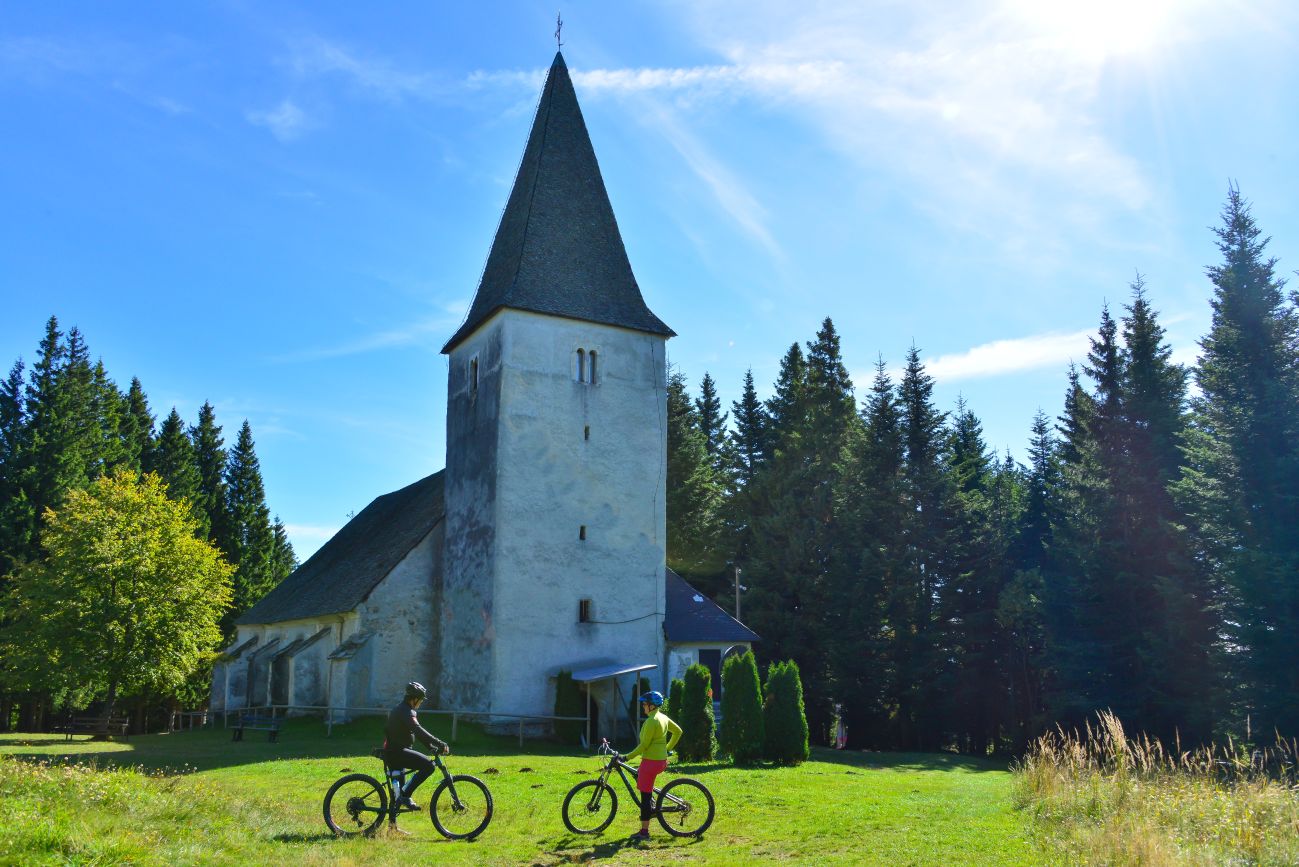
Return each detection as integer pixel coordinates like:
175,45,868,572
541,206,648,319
441,52,673,354
663,569,761,644
236,471,445,626
565,660,658,683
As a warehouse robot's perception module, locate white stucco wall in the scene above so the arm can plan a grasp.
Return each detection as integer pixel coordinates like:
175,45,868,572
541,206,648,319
445,309,668,720
355,526,442,708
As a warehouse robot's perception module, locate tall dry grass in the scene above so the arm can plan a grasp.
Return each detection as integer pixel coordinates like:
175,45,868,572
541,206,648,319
1014,711,1299,865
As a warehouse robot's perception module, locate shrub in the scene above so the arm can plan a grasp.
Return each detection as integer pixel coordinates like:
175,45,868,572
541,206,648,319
626,676,653,723
553,671,584,745
763,660,809,765
677,664,717,761
719,650,764,764
666,677,685,722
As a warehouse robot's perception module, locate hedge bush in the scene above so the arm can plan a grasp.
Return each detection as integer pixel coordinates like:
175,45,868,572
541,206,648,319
677,664,717,761
719,650,765,764
763,660,809,765
667,677,685,722
553,670,584,745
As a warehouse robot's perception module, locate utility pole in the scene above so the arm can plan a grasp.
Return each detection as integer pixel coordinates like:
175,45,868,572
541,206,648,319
734,565,742,621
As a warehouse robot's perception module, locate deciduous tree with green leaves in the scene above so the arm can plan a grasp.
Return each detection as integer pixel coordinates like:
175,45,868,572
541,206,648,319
0,471,232,718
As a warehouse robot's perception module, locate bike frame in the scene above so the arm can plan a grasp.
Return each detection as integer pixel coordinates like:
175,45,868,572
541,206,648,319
379,752,463,824
589,742,690,817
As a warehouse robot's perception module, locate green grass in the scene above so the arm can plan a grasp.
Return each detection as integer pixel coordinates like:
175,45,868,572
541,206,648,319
0,717,1034,865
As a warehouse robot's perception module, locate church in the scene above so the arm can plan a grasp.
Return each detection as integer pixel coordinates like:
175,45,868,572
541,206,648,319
210,52,759,739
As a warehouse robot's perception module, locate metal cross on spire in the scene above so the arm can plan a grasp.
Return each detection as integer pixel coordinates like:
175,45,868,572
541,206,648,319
555,12,564,50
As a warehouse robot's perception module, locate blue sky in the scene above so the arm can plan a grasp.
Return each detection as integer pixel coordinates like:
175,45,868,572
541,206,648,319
4,1,1297,560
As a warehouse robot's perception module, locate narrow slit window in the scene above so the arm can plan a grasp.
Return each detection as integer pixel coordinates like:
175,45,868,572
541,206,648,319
575,349,586,382
588,350,598,384
470,357,479,395
579,525,587,541
584,425,590,441
578,599,593,623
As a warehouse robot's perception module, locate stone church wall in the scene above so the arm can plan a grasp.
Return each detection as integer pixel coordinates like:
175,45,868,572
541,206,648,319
356,526,442,708
489,311,667,719
442,318,504,712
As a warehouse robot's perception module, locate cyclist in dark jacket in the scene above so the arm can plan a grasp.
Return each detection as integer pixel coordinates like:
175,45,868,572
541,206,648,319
383,681,449,810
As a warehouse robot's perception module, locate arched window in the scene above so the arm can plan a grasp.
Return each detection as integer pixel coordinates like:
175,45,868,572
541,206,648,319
588,350,598,384
575,349,586,382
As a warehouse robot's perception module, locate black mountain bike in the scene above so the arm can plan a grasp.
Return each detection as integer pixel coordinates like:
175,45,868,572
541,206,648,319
561,738,714,837
323,747,493,839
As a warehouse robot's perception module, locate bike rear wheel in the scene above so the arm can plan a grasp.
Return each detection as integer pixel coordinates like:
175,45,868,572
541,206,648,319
323,773,387,837
430,774,493,839
655,777,714,837
561,779,618,834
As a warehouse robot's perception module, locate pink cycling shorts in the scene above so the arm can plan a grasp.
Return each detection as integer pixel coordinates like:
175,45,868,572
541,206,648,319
637,759,668,792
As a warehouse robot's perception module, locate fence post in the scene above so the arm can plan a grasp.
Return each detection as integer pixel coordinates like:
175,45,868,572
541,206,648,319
451,713,458,742
326,707,333,738
519,719,524,748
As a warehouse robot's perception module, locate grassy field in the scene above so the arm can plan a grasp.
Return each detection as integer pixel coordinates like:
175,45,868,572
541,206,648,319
1015,712,1299,866
0,716,1033,865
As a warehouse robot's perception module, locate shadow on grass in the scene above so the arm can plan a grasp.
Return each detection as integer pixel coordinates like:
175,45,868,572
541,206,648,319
671,748,1011,777
0,716,596,775
272,831,339,844
546,832,704,863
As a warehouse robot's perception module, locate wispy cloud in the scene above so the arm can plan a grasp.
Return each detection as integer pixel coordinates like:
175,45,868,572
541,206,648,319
285,36,445,101
920,329,1093,382
247,99,310,141
644,104,784,261
272,304,467,362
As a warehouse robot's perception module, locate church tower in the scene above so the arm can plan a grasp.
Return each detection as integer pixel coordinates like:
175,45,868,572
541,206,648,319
440,53,675,720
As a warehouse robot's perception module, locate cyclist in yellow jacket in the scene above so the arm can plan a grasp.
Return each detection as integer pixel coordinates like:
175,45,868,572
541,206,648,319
621,690,683,840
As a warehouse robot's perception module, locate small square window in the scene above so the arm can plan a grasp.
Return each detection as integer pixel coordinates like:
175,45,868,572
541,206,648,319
579,599,593,623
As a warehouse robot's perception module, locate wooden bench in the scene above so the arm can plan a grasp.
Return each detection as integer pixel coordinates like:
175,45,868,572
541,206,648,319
56,716,130,741
231,713,281,742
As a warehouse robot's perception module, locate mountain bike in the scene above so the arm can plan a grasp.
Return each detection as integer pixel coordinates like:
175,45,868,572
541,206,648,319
323,747,493,839
561,738,714,837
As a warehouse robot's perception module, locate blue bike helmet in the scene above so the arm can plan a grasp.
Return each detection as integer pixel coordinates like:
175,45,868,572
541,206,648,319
641,690,665,707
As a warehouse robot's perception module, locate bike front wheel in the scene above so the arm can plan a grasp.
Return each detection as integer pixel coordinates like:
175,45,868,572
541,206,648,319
561,779,618,834
430,774,493,839
655,777,714,837
323,773,387,837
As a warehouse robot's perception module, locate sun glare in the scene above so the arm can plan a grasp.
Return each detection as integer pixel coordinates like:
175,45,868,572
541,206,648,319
1006,0,1179,59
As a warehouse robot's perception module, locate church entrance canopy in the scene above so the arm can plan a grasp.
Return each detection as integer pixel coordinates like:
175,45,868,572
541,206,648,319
564,660,657,749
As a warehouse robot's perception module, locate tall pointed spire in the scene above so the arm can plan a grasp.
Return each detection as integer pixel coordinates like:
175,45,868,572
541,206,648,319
442,52,674,354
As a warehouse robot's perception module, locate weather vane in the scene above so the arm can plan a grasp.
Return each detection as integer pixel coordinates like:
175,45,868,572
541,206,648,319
555,12,564,50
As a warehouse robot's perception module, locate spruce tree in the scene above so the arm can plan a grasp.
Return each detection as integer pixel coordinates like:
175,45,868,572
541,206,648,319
677,663,717,761
694,372,730,471
224,420,277,631
719,650,764,764
666,369,726,582
746,324,858,741
118,377,155,475
895,345,952,750
191,402,231,552
0,361,32,576
829,358,905,748
153,409,202,517
728,368,769,488
1178,186,1299,737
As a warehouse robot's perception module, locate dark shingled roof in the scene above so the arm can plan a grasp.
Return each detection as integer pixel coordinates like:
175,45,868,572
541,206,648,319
236,471,445,626
441,52,674,354
664,569,761,644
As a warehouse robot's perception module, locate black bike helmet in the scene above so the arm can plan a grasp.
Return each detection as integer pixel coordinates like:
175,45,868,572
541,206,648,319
404,681,427,701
